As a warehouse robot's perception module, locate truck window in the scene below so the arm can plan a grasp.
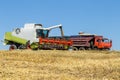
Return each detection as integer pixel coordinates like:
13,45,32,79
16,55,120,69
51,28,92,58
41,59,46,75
97,39,101,42
103,39,109,43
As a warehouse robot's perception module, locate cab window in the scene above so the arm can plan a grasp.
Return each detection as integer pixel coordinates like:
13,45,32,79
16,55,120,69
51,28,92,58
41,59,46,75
97,39,101,42
36,29,48,38
103,39,109,43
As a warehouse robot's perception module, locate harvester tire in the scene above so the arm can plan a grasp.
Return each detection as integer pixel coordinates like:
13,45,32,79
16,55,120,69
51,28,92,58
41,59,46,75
18,45,26,49
9,45,17,50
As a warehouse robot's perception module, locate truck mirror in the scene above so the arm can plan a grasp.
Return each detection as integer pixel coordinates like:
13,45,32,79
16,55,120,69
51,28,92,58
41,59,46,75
110,40,112,43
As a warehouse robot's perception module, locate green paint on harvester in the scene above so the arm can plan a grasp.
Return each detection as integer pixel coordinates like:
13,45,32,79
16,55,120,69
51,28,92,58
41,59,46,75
4,32,27,45
30,42,39,49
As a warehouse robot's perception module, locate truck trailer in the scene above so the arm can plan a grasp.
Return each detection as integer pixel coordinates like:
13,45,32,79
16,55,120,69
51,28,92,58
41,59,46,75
70,33,112,50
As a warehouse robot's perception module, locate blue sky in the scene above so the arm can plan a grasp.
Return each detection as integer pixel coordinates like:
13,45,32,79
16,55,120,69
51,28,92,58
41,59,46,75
0,0,120,50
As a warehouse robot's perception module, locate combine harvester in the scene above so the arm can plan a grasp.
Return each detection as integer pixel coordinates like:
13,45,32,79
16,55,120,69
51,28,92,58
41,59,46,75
4,23,112,50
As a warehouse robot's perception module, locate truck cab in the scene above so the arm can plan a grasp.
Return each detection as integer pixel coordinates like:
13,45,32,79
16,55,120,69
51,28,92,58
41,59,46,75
94,36,112,50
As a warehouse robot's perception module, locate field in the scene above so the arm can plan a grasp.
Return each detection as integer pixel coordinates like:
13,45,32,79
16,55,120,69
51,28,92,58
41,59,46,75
0,50,120,80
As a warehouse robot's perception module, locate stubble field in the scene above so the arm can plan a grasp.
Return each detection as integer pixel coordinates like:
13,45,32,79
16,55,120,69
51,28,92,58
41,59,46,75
0,50,120,80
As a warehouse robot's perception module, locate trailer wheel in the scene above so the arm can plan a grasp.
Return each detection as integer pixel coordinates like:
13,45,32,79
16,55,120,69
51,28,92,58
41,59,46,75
72,47,78,51
93,47,98,50
86,47,91,50
106,48,110,50
9,45,17,50
103,48,110,51
79,47,85,50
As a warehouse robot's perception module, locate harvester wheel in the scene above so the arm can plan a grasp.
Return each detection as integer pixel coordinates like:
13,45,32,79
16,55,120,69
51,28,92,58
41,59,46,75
18,45,26,49
9,45,17,50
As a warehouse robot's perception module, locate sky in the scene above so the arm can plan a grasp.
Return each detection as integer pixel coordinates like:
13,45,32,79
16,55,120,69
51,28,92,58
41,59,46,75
0,0,120,50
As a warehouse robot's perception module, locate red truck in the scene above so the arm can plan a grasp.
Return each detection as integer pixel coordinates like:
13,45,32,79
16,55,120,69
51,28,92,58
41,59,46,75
70,33,112,50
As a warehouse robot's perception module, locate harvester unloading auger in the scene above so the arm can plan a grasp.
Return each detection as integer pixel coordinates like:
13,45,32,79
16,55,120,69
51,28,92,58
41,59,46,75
4,23,112,50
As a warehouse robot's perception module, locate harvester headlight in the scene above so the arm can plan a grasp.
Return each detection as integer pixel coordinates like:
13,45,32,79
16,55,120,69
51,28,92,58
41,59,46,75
3,42,6,45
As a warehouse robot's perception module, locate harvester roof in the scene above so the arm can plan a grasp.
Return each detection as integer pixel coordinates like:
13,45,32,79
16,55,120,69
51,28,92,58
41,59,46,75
24,23,42,29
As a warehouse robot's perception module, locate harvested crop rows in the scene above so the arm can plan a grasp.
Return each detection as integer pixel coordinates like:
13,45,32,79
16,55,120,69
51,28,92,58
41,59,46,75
0,50,120,80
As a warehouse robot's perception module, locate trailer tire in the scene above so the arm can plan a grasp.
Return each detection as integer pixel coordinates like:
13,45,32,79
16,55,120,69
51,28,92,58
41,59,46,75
93,47,98,50
87,47,91,50
72,47,78,51
79,47,85,50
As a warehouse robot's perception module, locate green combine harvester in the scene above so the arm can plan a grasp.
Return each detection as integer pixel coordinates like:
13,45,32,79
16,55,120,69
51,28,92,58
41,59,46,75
4,23,72,50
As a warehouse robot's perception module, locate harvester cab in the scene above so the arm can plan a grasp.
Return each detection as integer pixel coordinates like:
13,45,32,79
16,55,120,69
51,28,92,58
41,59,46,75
36,24,64,38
